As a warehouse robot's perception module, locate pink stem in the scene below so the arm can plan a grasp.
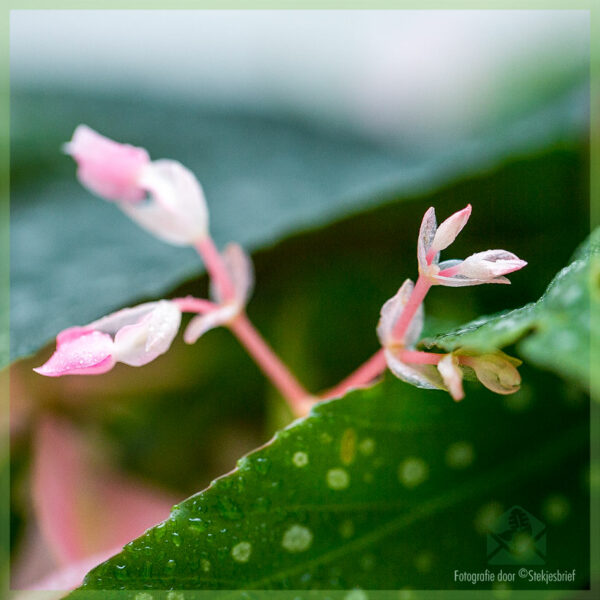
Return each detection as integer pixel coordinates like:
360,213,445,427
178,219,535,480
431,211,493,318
173,296,219,313
322,349,387,399
195,237,236,302
391,274,432,342
397,349,444,365
229,313,313,417
438,264,462,277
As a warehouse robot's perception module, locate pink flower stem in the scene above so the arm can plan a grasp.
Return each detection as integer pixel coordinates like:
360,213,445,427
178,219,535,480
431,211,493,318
193,236,313,417
322,348,388,400
230,313,314,417
173,296,219,313
195,237,237,302
391,274,432,342
397,349,444,364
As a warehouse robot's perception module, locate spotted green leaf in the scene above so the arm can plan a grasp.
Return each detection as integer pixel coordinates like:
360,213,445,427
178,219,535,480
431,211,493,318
68,367,588,594
423,228,599,389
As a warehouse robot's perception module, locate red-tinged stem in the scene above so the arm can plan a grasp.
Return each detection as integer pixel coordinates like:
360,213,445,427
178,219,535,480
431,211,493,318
195,237,236,302
230,313,314,417
173,296,219,313
438,264,461,277
391,274,432,342
194,235,313,416
322,348,387,400
397,349,444,364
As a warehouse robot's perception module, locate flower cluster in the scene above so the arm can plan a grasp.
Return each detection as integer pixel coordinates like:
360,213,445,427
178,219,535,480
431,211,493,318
376,205,526,401
36,125,527,409
37,126,255,378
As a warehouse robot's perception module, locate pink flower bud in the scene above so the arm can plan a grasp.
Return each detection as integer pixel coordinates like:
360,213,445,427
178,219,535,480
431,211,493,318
64,125,150,202
66,127,210,246
34,301,181,377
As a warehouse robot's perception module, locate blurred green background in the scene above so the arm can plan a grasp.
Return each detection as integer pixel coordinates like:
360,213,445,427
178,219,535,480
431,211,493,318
7,9,592,594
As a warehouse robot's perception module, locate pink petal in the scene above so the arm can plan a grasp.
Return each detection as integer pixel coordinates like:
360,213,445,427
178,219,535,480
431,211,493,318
427,204,471,260
32,417,177,569
376,279,423,347
417,207,437,269
437,354,464,401
65,125,150,202
33,330,115,377
128,159,209,245
457,250,527,279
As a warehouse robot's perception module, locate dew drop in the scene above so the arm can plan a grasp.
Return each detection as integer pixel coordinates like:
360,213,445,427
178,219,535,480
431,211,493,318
165,559,176,571
292,451,309,467
171,532,182,547
188,517,207,533
445,441,475,469
135,594,153,600
327,468,350,490
282,524,313,552
167,593,184,600
154,522,166,540
231,541,252,562
398,457,428,488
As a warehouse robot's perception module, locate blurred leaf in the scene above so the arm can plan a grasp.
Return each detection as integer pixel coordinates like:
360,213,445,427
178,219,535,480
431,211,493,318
424,229,599,389
9,84,587,365
69,369,588,592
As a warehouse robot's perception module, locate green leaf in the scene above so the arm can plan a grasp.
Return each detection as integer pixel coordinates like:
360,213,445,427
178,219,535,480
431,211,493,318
423,228,599,389
9,84,587,365
69,370,588,593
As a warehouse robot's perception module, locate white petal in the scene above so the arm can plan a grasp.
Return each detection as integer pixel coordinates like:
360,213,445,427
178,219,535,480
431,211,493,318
376,279,423,347
457,250,527,279
113,301,181,366
125,160,209,246
429,204,471,255
210,243,254,305
183,304,239,344
433,274,511,287
384,349,446,390
437,354,464,401
417,207,437,269
90,302,158,335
